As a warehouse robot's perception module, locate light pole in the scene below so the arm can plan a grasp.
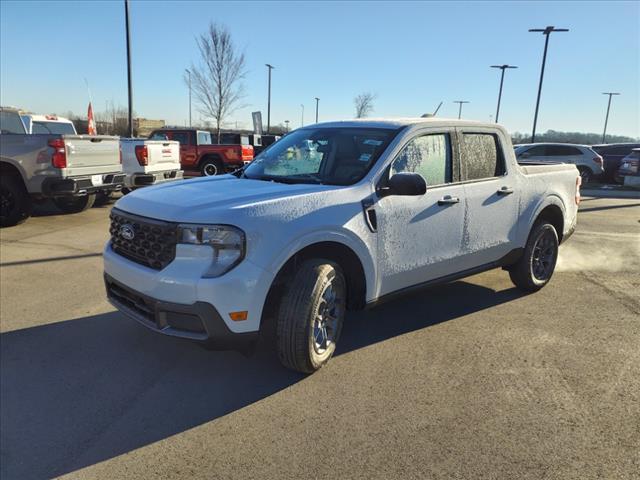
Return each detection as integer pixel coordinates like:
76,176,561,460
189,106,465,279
453,100,469,119
529,26,569,142
124,0,133,137
491,64,517,123
601,92,620,144
266,64,274,133
315,97,320,123
185,68,192,127
284,120,290,132
300,104,304,127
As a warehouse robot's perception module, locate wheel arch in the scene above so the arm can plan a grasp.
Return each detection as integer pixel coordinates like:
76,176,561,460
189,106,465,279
0,160,27,185
263,239,370,317
532,199,565,243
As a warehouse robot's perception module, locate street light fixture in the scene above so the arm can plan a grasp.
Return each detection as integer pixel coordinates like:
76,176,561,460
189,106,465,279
185,68,192,127
601,92,620,144
529,26,569,142
453,100,470,119
265,64,274,133
300,104,304,127
490,64,517,123
315,97,320,123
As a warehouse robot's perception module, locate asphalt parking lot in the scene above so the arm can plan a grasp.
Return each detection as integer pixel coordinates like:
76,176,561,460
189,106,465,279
1,194,639,479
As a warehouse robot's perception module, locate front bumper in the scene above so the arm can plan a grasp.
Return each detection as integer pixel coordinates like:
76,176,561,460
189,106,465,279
103,241,274,342
42,173,126,197
128,170,183,188
105,273,258,349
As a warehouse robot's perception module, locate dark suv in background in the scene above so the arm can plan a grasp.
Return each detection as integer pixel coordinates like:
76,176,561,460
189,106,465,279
591,143,640,183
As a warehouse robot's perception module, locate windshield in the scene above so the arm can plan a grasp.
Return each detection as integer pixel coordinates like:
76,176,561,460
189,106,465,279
243,127,398,185
33,121,76,135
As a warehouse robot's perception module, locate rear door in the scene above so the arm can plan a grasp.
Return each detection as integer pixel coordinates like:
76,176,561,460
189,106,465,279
166,131,197,168
457,129,519,266
545,145,584,166
517,144,548,162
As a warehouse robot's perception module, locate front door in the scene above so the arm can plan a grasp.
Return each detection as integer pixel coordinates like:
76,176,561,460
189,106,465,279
375,131,467,297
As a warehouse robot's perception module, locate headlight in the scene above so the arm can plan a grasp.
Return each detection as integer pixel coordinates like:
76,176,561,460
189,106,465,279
178,224,245,277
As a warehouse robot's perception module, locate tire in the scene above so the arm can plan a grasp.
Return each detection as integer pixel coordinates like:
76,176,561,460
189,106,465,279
577,166,592,185
276,259,347,373
200,157,225,176
509,221,559,292
53,194,96,214
1,175,32,227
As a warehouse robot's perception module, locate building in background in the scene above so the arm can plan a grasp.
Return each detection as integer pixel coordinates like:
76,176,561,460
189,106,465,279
133,118,165,137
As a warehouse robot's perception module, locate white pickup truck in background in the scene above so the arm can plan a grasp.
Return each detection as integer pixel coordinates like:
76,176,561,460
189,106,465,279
104,118,580,374
119,139,183,191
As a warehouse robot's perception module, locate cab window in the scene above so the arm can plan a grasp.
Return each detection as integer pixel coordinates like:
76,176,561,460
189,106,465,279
460,133,505,181
391,133,452,186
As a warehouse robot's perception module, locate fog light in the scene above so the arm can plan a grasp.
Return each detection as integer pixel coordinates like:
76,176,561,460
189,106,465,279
229,311,248,321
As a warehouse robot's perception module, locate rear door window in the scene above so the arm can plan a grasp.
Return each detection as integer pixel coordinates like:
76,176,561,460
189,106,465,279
170,132,190,146
460,133,505,181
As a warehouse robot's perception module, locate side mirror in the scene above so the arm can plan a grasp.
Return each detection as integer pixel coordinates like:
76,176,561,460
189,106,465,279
519,152,530,159
386,172,427,196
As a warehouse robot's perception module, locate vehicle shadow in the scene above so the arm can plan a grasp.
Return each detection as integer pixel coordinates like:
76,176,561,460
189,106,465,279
0,280,524,479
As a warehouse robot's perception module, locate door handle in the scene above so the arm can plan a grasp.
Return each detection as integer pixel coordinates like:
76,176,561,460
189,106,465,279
497,186,514,195
438,195,460,206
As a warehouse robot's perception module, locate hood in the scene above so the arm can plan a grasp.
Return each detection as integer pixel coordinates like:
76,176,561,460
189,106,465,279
114,175,333,222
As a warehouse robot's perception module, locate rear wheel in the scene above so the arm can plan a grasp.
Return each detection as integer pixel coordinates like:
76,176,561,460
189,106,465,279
509,221,559,292
200,158,225,176
276,259,347,373
53,194,96,214
577,166,592,184
1,175,32,227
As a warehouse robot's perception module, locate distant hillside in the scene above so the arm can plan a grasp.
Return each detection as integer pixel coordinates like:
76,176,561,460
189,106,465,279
512,130,639,145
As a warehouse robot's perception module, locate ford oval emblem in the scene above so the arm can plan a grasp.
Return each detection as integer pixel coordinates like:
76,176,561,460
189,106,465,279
120,224,135,240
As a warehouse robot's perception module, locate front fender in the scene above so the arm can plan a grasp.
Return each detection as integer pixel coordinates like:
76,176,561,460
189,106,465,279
266,227,377,302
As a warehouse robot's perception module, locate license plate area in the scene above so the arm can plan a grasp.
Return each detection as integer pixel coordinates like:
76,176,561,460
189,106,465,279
91,174,104,186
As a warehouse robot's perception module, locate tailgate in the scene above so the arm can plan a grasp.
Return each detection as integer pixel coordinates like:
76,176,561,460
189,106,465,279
63,135,122,176
144,140,181,172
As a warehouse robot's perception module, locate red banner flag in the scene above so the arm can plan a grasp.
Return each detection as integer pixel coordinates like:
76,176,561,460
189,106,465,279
87,102,97,135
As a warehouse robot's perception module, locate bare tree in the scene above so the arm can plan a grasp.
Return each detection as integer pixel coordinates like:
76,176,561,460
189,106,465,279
188,23,247,142
354,92,376,118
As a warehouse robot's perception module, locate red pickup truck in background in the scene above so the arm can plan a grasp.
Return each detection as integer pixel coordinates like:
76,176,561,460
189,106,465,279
149,128,253,176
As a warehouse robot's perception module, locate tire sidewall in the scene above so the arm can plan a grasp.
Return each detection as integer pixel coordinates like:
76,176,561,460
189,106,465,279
525,223,559,288
306,265,346,369
200,158,223,176
1,176,32,227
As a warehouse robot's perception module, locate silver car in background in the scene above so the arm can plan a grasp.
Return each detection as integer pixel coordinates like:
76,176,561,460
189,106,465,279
515,143,604,184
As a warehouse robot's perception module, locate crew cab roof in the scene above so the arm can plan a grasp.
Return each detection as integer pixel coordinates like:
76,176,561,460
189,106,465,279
307,117,502,130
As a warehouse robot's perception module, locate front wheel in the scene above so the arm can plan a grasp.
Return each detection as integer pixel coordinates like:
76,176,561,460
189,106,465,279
276,259,347,373
53,194,96,214
508,221,559,292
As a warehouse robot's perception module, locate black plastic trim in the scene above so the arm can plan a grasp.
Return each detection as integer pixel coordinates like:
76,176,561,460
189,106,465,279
42,174,125,196
365,247,524,309
104,273,258,350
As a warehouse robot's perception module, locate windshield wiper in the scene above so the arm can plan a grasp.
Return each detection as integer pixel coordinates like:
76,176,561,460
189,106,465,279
244,174,323,185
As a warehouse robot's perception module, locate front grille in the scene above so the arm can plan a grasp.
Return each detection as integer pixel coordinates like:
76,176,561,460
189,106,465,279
110,209,177,270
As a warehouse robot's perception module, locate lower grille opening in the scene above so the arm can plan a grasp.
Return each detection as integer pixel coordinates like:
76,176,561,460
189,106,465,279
166,313,206,333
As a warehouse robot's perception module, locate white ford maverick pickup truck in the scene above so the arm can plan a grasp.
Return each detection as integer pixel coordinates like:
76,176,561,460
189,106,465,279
104,118,580,373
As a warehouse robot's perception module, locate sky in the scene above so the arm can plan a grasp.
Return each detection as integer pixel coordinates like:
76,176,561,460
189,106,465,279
1,0,639,137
